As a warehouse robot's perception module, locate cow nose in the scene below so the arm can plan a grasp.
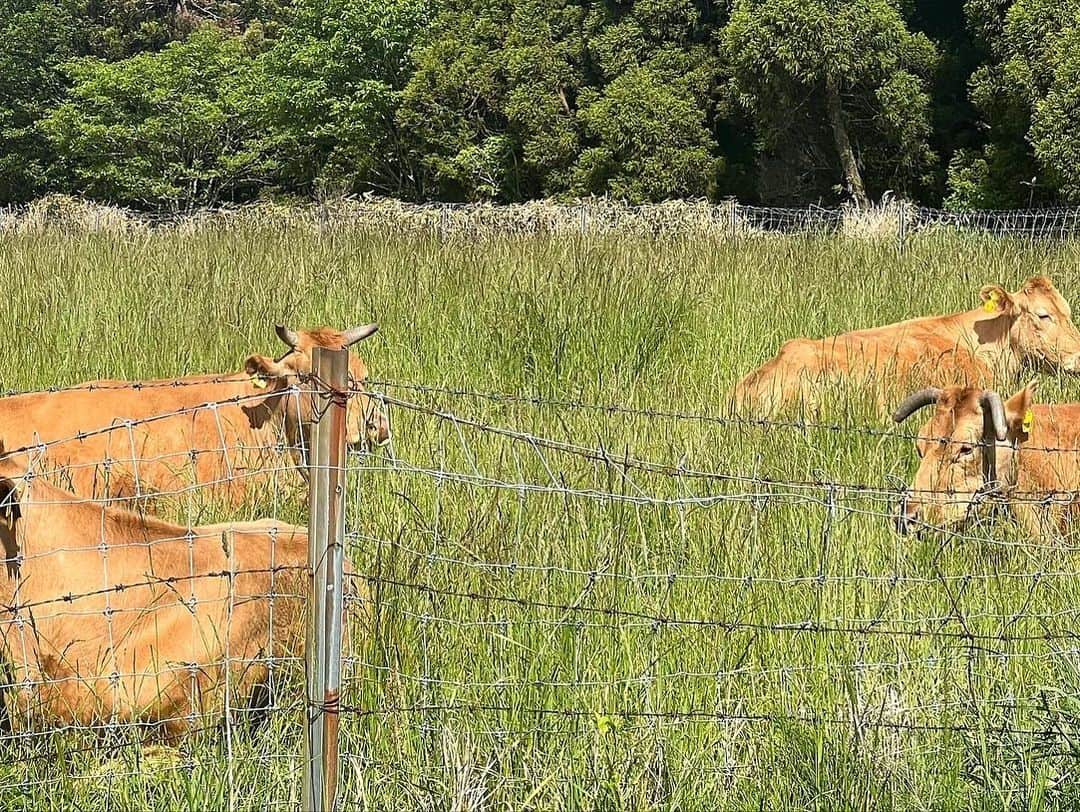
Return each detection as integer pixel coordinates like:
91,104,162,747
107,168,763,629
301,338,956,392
367,410,390,448
894,511,910,536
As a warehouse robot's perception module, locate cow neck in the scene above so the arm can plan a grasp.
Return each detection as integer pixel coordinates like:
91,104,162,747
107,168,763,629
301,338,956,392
965,309,1019,378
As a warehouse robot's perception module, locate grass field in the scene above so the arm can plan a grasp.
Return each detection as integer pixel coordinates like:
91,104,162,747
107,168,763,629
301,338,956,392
3,222,1080,809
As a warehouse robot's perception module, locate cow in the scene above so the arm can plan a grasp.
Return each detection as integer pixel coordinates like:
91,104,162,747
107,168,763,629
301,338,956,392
732,276,1080,416
0,324,389,510
891,381,1080,539
0,449,359,735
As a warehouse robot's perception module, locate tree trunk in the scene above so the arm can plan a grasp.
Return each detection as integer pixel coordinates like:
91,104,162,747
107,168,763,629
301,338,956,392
824,73,869,209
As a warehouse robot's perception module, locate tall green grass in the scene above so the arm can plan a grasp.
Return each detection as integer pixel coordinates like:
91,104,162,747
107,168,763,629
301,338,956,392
3,225,1080,810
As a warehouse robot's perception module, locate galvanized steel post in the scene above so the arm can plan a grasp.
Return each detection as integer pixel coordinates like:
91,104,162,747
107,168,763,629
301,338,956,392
303,346,349,812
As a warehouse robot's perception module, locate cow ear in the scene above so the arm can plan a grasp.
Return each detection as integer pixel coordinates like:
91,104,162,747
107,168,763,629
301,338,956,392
979,284,1017,315
1005,380,1038,438
1022,275,1056,294
244,354,288,386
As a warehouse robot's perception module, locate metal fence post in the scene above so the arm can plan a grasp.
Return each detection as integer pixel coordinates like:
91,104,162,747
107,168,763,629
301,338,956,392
304,346,349,812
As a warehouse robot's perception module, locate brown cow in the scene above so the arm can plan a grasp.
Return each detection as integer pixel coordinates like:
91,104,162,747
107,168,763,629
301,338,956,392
892,381,1080,539
733,276,1080,415
0,450,357,735
0,324,388,509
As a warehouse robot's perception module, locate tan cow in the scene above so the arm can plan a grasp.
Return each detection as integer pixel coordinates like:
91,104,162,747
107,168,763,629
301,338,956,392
0,324,388,509
0,450,358,735
733,276,1080,415
892,381,1080,539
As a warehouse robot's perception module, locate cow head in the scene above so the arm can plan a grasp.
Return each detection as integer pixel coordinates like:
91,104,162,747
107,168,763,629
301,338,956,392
980,276,1080,371
243,324,389,452
891,383,1035,533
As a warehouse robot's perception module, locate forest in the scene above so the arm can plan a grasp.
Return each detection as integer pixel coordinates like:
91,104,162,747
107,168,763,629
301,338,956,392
2,0,1079,211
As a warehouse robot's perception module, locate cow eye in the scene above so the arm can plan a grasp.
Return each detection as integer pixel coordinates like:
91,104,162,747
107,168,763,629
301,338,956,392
1038,312,1053,321
957,444,974,458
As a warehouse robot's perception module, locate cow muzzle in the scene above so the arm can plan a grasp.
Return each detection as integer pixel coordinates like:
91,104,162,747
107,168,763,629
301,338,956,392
357,406,391,451
894,494,919,536
1061,352,1080,373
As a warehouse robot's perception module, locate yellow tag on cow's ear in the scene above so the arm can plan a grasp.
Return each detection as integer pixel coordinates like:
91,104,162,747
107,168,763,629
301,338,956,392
251,376,268,390
1023,409,1034,434
984,290,1001,313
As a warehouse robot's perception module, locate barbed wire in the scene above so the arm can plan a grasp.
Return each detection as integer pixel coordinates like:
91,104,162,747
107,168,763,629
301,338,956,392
331,701,1070,741
365,392,1080,505
365,379,1080,455
349,573,1080,644
345,531,1079,586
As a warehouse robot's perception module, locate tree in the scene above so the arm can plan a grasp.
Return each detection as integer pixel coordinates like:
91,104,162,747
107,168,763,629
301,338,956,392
722,0,938,206
0,0,90,202
398,0,587,201
573,68,719,200
1029,22,1080,201
42,25,272,208
948,0,1080,208
574,0,726,201
256,0,427,197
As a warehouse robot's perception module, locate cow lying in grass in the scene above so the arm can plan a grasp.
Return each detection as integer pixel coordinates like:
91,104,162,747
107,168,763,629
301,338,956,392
734,276,1080,416
892,381,1080,539
0,448,356,735
0,324,388,510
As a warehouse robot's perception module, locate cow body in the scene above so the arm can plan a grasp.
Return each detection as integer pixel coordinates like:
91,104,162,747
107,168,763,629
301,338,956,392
1,325,387,509
0,463,335,735
0,373,292,507
734,276,1080,415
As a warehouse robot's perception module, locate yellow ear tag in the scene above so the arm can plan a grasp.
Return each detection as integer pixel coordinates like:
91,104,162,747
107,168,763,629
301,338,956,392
983,290,1001,313
251,376,268,390
1022,409,1034,434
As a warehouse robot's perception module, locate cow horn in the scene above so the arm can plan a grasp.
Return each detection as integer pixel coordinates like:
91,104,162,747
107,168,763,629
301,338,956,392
275,324,301,349
892,388,942,423
980,390,1008,441
341,323,379,347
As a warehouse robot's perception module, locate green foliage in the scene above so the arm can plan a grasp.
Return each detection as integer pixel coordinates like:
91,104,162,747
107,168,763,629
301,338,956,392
398,0,586,201
1030,23,1080,201
398,0,725,203
2,0,1079,208
42,26,272,208
0,0,90,202
949,0,1080,207
573,67,719,201
722,0,938,203
256,0,427,196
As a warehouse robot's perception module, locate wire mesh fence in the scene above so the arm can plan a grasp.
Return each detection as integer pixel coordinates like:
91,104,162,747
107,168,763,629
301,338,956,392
10,196,1080,243
1,366,1079,806
332,381,1080,806
0,384,319,809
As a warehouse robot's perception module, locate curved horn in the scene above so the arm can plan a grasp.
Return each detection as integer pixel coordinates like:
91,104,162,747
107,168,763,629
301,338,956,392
892,388,942,424
980,390,1008,441
341,323,379,347
275,324,301,349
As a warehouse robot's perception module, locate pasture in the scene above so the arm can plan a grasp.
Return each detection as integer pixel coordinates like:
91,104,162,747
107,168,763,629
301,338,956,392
2,220,1080,810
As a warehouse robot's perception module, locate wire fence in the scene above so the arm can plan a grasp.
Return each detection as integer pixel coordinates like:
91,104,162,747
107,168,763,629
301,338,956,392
9,196,1080,243
1,368,1079,806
